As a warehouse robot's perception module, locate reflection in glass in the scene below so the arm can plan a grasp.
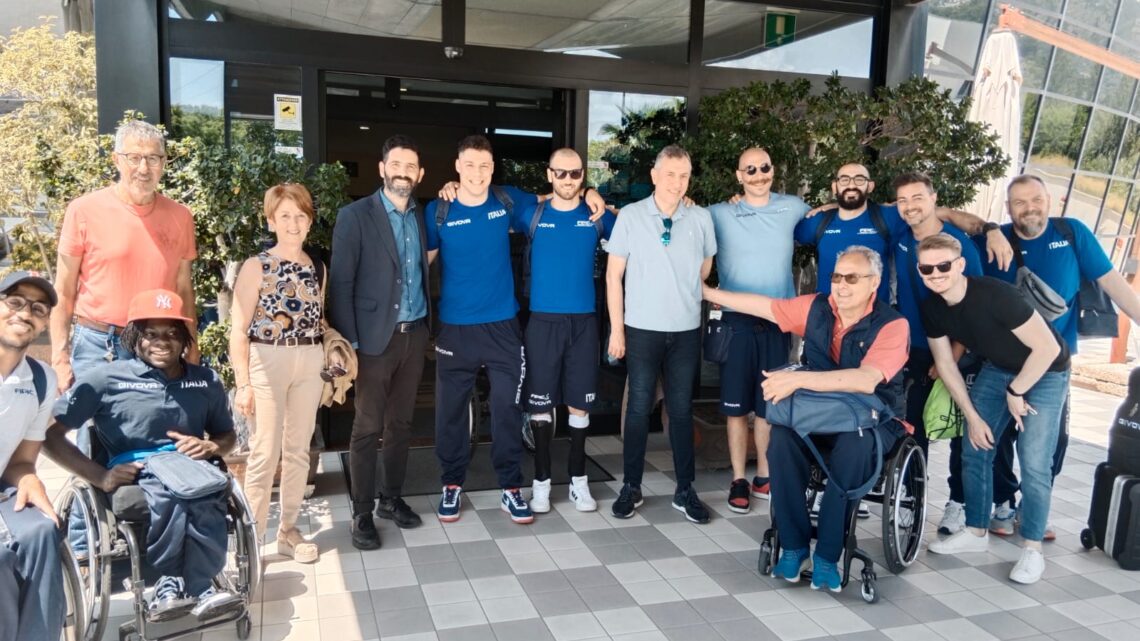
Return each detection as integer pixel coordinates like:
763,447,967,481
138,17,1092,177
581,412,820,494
1017,34,1053,91
1098,69,1137,113
1068,173,1108,230
1029,98,1092,169
1065,0,1117,35
1080,110,1127,174
169,58,224,147
166,0,443,41
1046,49,1100,102
1102,180,1132,243
1120,121,1140,179
587,91,685,207
1021,93,1042,164
226,62,303,152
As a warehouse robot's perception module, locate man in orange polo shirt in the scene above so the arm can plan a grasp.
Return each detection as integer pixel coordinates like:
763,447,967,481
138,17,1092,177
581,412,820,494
49,120,198,392
703,245,909,592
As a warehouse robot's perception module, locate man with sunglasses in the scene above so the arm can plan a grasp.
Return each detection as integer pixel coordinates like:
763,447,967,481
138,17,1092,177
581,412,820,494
51,120,199,395
520,148,616,514
709,148,809,514
918,233,1070,584
606,145,717,523
971,175,1140,541
0,271,64,641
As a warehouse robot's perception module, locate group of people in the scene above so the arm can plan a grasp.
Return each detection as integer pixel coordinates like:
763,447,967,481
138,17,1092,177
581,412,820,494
3,118,1139,641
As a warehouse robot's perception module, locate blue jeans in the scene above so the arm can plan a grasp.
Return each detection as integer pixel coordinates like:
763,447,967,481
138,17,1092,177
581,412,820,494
961,364,1069,542
622,326,701,489
992,392,1071,507
0,485,64,641
70,324,132,375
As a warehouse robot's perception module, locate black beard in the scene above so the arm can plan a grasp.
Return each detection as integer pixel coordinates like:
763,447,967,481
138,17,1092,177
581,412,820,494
840,189,868,210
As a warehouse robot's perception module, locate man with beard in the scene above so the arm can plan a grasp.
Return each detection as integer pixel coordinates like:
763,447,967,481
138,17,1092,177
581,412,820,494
330,134,432,549
709,148,808,514
522,148,615,513
970,174,1140,540
0,271,64,641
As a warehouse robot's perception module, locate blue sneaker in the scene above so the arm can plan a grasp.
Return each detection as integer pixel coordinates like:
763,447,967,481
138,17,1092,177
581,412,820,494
771,547,810,583
438,485,462,522
501,488,534,524
810,554,842,592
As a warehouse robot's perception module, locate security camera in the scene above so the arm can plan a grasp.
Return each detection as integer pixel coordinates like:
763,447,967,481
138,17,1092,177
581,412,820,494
444,46,464,60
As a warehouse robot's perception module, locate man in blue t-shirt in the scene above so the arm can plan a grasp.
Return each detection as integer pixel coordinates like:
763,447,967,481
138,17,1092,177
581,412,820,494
424,135,539,525
971,174,1140,540
709,147,807,515
520,148,616,515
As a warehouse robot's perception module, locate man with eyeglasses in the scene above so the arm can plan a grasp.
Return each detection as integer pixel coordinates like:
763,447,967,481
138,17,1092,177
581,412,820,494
918,233,1070,585
606,144,717,523
708,148,808,514
520,148,615,514
51,120,198,394
0,271,65,641
702,246,909,592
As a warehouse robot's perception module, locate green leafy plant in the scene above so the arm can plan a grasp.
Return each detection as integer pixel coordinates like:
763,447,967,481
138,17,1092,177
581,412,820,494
197,318,234,389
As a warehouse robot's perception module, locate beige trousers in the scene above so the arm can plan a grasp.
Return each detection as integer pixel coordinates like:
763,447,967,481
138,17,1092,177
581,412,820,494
244,343,325,537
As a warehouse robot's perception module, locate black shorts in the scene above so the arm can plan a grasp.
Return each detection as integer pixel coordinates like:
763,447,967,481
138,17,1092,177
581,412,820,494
524,312,599,413
718,312,791,418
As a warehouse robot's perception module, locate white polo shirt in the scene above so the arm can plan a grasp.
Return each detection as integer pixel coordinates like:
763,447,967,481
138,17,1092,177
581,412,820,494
0,357,58,472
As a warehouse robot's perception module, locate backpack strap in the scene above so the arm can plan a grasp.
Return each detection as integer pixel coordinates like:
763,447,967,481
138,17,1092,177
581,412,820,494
867,203,890,244
490,185,514,217
814,208,839,246
1008,227,1026,269
527,201,547,239
1052,217,1077,255
26,356,47,406
434,199,450,230
593,216,604,241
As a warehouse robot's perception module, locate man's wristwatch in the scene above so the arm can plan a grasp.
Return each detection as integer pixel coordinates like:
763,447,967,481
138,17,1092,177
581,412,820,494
982,221,1001,234
1006,384,1025,397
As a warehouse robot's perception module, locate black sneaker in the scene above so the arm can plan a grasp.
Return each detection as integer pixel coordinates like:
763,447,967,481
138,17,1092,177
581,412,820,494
351,513,381,550
376,495,423,529
147,575,196,622
611,483,643,519
727,479,751,514
672,485,710,524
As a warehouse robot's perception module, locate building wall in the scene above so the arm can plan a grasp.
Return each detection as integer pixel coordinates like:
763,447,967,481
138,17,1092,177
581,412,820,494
0,0,69,35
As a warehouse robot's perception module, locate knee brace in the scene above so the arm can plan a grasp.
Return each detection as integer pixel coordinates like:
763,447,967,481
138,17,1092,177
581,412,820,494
568,414,589,429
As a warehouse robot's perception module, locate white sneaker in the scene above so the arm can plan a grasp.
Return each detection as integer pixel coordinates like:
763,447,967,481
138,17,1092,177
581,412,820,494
938,501,966,535
856,500,871,519
1010,547,1046,584
569,475,597,512
808,491,824,519
530,479,551,513
929,529,989,555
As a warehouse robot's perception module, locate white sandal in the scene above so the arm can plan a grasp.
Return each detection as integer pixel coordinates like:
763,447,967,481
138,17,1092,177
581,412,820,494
277,528,319,564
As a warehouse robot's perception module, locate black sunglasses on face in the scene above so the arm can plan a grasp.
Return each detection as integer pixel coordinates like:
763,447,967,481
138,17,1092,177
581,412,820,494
916,260,955,276
830,272,874,285
550,167,584,180
739,164,773,176
661,217,673,246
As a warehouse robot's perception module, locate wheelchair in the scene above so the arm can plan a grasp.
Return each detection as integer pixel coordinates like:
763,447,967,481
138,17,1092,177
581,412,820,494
756,434,927,603
56,458,261,641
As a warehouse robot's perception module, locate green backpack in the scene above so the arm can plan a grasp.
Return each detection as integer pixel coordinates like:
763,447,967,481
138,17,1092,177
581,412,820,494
924,379,964,440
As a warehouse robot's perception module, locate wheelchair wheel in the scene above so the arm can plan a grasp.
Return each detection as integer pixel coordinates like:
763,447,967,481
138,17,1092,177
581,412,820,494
880,437,927,574
223,478,262,600
60,544,85,641
236,613,253,640
56,481,113,641
860,568,879,604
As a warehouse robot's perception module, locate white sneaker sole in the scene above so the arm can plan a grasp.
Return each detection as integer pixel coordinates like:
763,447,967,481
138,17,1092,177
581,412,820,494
501,503,535,524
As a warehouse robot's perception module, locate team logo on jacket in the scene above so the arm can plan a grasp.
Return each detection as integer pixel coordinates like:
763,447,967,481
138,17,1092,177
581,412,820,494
487,209,507,220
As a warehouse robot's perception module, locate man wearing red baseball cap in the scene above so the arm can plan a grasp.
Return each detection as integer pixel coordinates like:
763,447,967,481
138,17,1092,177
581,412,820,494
44,289,238,622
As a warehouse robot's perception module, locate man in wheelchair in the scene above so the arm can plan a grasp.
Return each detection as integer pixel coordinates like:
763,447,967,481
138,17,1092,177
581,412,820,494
44,289,238,622
704,245,909,592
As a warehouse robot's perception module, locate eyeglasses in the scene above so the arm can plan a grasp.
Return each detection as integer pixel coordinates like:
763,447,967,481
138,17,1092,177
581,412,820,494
320,365,347,382
835,175,870,187
117,153,166,168
661,217,673,246
549,167,584,180
739,164,773,176
916,260,956,275
0,294,51,319
830,272,874,285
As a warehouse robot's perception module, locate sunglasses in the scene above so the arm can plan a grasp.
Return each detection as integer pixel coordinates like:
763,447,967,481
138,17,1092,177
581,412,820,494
916,260,956,276
549,167,584,180
830,272,874,285
661,217,673,246
739,164,773,176
0,293,51,319
320,365,347,382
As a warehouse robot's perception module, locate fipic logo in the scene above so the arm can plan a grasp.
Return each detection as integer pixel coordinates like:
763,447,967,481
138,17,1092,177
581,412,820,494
155,294,174,310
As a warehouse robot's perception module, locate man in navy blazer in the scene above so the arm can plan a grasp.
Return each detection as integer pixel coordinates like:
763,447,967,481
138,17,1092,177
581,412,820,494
330,135,431,550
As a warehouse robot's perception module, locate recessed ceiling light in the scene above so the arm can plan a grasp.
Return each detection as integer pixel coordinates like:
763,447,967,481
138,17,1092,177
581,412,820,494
359,125,370,130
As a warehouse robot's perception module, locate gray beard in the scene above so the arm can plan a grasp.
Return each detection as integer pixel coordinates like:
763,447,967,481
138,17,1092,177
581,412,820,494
386,180,415,198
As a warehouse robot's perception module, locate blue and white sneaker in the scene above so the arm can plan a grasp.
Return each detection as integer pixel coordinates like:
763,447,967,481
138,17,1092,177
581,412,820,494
438,484,463,522
501,488,534,524
771,547,811,583
810,554,842,592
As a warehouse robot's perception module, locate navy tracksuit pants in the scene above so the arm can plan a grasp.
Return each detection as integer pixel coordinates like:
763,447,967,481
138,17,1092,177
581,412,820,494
0,485,64,641
138,473,228,596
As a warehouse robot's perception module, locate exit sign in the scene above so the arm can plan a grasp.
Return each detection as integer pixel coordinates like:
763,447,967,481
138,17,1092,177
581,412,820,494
765,13,797,48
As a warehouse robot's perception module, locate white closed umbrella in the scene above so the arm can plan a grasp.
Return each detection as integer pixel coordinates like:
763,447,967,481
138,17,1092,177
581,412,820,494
966,30,1023,223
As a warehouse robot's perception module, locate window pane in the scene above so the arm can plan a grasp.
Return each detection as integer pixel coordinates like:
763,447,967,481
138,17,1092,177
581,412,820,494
587,91,685,206
167,0,443,40
1028,98,1091,169
1102,180,1133,242
1080,110,1127,174
1047,49,1100,102
464,0,690,64
1120,120,1140,179
1065,0,1116,35
1098,69,1136,113
702,1,872,78
1021,93,1042,166
1068,173,1108,230
1017,33,1053,91
227,62,303,151
169,57,224,147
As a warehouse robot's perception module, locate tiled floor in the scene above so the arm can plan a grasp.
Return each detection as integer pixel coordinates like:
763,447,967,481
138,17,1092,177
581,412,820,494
38,382,1140,641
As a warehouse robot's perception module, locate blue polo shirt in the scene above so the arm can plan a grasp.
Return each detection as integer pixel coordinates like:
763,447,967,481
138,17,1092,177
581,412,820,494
895,224,983,351
711,193,808,302
520,200,615,314
379,190,427,323
794,203,908,302
53,359,234,462
973,218,1113,352
424,185,538,325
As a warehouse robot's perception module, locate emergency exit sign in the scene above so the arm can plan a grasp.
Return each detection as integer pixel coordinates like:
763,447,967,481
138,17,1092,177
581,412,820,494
765,12,797,47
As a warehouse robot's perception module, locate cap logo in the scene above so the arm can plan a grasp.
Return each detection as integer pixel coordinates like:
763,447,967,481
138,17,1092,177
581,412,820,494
155,294,174,310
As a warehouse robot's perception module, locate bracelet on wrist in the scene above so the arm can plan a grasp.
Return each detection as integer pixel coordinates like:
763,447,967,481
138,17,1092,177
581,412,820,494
1006,384,1024,397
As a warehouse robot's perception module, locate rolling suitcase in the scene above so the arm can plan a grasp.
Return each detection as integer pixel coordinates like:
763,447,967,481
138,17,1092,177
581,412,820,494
1081,462,1140,570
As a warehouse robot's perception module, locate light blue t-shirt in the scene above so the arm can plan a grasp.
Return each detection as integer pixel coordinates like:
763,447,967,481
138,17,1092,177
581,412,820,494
794,203,908,302
974,218,1113,352
606,196,717,332
520,201,616,314
895,223,983,351
424,185,537,325
710,193,808,301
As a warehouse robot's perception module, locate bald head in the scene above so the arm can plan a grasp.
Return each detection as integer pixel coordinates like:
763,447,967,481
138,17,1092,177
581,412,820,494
736,147,774,202
549,147,581,166
547,147,585,203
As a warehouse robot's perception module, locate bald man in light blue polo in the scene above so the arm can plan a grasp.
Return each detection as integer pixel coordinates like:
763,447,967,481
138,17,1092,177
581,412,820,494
605,144,717,524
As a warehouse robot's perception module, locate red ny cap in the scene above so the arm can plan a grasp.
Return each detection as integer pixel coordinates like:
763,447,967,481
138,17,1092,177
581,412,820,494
127,289,193,324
